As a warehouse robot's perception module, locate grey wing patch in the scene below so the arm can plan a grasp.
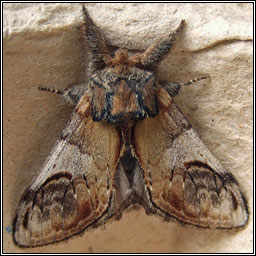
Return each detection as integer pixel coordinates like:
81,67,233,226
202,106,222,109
13,142,102,247
13,93,121,247
182,159,248,228
161,128,249,228
133,88,249,229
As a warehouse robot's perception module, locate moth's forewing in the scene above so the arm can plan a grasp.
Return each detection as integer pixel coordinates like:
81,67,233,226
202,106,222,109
134,88,249,228
13,92,121,247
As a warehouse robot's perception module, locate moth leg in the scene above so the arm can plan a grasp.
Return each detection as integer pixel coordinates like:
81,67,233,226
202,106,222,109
63,83,88,105
38,86,64,95
161,76,209,97
82,5,110,72
135,19,185,69
38,83,88,105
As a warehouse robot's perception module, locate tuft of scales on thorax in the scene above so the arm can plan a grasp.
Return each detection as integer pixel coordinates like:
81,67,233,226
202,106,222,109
90,65,159,126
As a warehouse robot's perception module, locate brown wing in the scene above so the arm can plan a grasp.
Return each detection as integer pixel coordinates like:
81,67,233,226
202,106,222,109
133,87,249,228
13,92,121,247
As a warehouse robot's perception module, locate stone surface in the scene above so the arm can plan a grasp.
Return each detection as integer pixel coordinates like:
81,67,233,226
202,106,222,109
3,3,253,253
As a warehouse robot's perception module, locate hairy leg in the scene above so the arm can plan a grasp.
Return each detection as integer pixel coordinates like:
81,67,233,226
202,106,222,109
38,83,88,105
135,20,185,69
161,76,209,97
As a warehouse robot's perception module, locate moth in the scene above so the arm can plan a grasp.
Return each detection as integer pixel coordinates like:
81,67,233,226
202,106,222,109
13,5,249,247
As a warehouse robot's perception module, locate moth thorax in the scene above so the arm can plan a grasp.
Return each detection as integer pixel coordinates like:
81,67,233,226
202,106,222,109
91,68,159,126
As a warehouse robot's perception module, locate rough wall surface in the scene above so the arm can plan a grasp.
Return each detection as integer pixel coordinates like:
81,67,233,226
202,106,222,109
3,3,253,253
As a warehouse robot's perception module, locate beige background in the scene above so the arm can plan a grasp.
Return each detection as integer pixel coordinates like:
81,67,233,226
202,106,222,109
3,3,253,253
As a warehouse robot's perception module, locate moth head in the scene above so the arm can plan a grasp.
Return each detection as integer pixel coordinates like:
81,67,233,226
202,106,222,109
102,48,137,67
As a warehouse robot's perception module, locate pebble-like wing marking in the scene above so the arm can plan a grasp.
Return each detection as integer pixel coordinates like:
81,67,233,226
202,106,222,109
134,88,249,228
13,93,121,247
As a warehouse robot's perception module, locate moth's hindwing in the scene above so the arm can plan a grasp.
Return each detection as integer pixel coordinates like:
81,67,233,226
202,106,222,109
134,88,249,228
13,92,121,247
